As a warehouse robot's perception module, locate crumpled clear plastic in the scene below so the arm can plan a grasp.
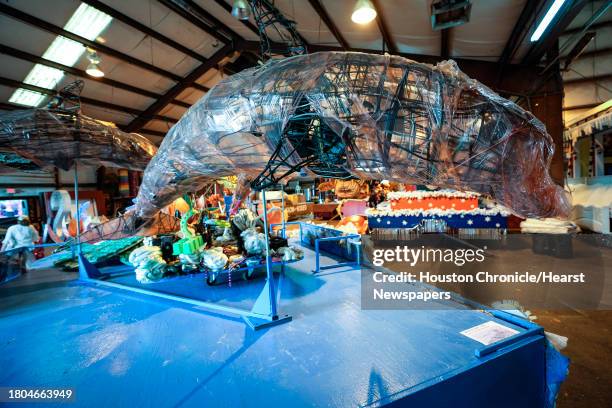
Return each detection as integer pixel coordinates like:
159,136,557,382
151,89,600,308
241,228,267,255
134,51,569,220
0,108,157,171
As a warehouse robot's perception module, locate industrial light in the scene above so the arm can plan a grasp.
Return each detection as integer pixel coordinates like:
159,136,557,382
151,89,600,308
430,0,472,31
530,0,567,42
86,62,104,78
231,0,250,20
351,0,377,24
9,3,112,106
85,50,104,77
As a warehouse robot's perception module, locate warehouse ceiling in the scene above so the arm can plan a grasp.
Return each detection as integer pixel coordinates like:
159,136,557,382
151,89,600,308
0,0,608,143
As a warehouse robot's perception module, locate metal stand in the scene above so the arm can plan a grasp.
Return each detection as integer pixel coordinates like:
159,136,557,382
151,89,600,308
270,222,361,274
243,188,291,329
313,234,361,274
77,187,291,331
71,163,81,258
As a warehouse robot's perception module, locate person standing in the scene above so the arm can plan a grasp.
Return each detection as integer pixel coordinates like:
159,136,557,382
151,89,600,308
1,215,40,271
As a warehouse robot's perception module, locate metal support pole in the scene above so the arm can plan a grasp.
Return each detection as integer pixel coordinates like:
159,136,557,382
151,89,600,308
314,239,320,273
261,189,278,318
280,184,286,238
74,163,81,255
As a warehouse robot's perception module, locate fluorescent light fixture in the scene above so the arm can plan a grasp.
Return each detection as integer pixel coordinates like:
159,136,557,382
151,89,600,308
9,3,112,106
352,0,377,24
530,0,567,42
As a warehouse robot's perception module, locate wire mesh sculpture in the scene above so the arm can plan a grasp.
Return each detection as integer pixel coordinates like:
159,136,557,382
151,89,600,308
128,52,567,228
0,109,157,171
248,0,307,60
0,80,157,171
73,52,570,242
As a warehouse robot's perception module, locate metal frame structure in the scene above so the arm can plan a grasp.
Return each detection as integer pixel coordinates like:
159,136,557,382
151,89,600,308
271,221,361,274
312,234,361,274
0,0,572,138
77,186,292,330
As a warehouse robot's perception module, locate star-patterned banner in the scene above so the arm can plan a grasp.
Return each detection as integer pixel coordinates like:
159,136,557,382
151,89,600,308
368,213,508,229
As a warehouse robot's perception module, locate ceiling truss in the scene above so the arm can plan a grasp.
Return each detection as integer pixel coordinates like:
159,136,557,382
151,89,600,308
0,0,590,136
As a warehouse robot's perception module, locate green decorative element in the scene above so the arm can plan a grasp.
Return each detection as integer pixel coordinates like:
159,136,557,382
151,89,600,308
53,236,143,270
0,152,40,171
172,195,204,256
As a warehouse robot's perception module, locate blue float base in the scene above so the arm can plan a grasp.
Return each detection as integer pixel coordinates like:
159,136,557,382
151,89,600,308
0,244,552,407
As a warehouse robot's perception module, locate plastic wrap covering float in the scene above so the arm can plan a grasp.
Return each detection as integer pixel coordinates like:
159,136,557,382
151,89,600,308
276,246,303,261
201,247,228,272
128,245,167,283
86,51,570,241
135,52,569,218
0,108,157,171
241,228,267,255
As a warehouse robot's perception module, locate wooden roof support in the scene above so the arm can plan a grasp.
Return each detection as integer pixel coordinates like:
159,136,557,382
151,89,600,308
125,43,235,132
80,0,208,62
371,0,398,54
0,76,178,124
0,44,191,109
307,0,350,49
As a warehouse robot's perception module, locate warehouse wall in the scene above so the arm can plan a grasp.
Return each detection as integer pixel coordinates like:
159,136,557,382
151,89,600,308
562,1,612,123
0,165,98,196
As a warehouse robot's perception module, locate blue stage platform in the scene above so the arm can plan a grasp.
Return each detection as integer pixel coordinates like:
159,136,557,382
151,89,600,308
0,243,564,407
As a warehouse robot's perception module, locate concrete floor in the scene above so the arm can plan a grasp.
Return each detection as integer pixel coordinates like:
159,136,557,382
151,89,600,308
365,233,612,408
1,244,552,407
1,234,609,407
535,309,612,408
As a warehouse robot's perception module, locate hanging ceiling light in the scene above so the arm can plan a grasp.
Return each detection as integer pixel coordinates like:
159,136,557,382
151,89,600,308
85,50,104,78
351,0,377,24
231,0,250,20
9,3,112,106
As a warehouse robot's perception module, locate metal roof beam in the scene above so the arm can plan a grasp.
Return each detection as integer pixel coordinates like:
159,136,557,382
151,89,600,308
371,0,398,54
498,0,542,67
0,3,186,82
564,19,612,36
440,28,450,59
562,46,612,60
125,43,234,132
564,73,612,85
211,0,260,36
156,0,241,44
522,0,588,65
563,102,601,111
0,76,177,124
0,3,209,93
307,0,349,49
0,43,191,109
80,0,208,62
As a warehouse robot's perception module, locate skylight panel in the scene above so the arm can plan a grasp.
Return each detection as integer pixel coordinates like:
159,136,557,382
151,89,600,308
9,3,112,107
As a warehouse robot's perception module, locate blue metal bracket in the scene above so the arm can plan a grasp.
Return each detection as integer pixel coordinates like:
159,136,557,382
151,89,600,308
269,222,362,274
77,189,293,331
78,253,107,279
242,313,292,330
313,234,361,274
